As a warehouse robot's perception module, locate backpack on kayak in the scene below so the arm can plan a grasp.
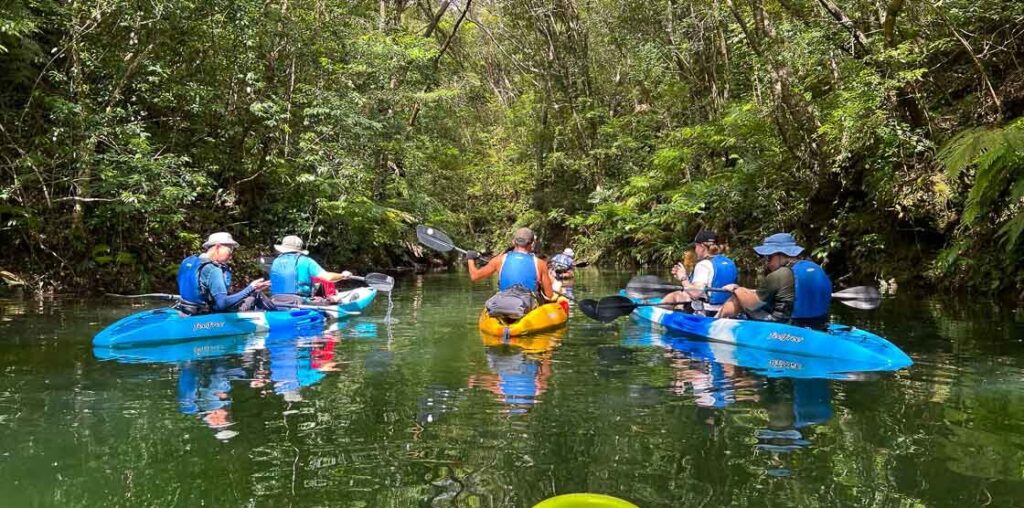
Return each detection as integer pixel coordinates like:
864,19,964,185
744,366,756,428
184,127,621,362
485,285,537,321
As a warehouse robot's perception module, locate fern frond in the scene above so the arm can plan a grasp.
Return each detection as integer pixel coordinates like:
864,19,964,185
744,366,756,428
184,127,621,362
996,172,1024,250
938,127,992,178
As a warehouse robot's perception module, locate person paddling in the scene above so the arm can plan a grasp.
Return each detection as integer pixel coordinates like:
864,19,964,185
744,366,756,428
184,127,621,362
660,230,738,316
715,233,832,328
269,235,353,306
549,248,576,280
177,232,272,315
548,247,576,298
467,227,554,319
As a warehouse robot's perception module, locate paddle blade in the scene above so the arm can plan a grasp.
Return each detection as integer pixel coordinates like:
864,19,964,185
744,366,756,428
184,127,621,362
578,299,603,322
257,256,275,274
831,286,882,310
832,286,881,300
837,298,881,310
416,225,456,253
362,272,395,292
579,296,637,323
625,275,680,299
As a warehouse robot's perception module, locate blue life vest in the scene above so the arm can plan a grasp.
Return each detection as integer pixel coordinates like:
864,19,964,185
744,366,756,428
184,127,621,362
498,251,538,291
790,260,832,319
706,255,738,305
270,253,312,296
177,255,231,306
177,255,213,305
549,253,574,271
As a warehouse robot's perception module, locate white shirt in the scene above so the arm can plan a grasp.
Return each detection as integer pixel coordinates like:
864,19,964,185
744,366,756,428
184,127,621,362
689,259,720,312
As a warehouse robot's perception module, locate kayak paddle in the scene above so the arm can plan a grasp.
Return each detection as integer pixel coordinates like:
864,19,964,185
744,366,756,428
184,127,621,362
349,272,395,292
579,293,733,323
624,276,883,310
416,224,492,262
416,225,467,255
257,256,394,292
108,292,356,319
107,292,179,300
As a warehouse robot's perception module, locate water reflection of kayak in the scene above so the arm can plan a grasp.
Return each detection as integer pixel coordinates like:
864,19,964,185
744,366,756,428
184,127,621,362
479,328,564,354
624,318,892,380
92,324,324,364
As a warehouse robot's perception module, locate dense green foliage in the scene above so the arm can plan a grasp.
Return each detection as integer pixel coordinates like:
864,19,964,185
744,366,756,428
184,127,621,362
1,0,1023,293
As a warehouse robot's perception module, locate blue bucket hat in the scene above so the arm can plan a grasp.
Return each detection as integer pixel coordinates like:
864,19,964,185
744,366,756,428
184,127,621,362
753,233,804,257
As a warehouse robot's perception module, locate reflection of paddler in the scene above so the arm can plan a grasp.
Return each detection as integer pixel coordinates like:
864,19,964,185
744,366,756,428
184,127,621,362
471,330,564,411
177,362,246,437
665,338,743,409
267,335,325,401
756,378,832,455
310,335,341,371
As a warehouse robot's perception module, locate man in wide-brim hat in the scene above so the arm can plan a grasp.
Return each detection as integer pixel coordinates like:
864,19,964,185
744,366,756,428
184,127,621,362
176,232,272,314
268,235,353,305
716,233,833,327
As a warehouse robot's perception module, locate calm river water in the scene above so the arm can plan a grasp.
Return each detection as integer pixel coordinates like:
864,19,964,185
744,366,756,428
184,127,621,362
1,271,1022,507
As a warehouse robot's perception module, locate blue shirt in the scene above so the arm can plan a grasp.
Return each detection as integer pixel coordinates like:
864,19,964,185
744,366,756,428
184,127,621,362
294,256,326,287
198,255,253,311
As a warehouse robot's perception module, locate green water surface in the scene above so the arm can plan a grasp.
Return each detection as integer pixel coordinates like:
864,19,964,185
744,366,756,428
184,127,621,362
1,271,1023,507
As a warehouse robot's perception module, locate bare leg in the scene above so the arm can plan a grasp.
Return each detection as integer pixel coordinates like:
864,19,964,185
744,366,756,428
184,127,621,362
716,297,739,318
660,290,692,310
716,288,762,318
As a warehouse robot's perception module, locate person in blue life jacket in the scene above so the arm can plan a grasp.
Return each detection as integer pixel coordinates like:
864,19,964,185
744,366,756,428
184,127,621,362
661,230,739,316
715,233,833,328
268,235,352,306
548,248,575,280
548,247,576,298
466,227,555,301
176,232,272,315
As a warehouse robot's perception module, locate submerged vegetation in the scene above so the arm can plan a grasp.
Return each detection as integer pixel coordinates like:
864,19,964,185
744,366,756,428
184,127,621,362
1,0,1023,294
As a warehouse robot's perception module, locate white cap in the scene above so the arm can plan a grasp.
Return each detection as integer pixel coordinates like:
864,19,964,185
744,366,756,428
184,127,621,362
202,232,239,249
562,248,574,257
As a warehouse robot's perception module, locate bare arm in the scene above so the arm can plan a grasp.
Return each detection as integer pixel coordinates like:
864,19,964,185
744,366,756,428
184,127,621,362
316,270,352,283
468,254,502,282
537,259,554,300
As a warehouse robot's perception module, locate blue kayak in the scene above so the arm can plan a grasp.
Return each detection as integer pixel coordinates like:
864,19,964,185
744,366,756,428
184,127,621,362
93,287,378,347
93,308,325,347
335,287,378,314
624,293,912,370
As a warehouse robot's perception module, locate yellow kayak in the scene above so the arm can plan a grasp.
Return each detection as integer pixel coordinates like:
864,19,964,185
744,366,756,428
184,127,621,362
479,299,570,337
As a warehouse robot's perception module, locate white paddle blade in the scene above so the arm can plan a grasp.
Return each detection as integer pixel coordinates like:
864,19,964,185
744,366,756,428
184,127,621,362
363,272,395,292
837,298,881,310
832,286,881,300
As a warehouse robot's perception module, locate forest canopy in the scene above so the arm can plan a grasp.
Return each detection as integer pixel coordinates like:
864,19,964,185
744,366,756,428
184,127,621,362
1,0,1022,294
